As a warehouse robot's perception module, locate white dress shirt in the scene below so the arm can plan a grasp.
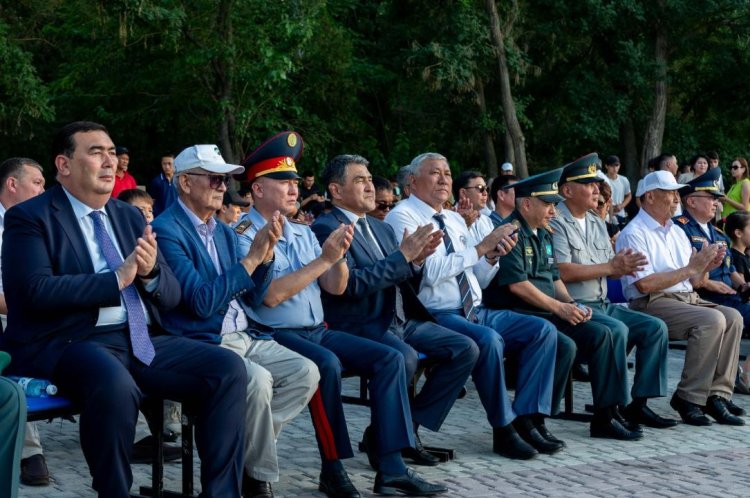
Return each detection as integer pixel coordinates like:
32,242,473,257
385,195,498,311
615,207,693,301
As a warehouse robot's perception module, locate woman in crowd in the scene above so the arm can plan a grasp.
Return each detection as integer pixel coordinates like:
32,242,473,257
721,157,750,220
677,154,710,184
593,181,620,246
724,210,750,393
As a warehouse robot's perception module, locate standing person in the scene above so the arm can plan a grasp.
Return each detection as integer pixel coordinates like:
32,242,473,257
0,121,249,498
602,155,632,225
677,154,710,185
0,158,48,486
313,155,478,467
721,157,750,220
386,153,563,461
594,181,621,244
152,144,320,498
147,153,177,217
500,162,514,176
236,132,446,498
707,151,725,193
550,154,675,429
617,170,743,427
0,351,25,498
111,146,137,199
299,170,326,215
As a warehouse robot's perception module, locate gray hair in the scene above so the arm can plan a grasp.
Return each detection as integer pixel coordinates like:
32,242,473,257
396,165,412,190
407,152,448,177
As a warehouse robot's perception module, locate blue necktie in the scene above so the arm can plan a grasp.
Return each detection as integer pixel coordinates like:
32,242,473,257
89,210,155,365
433,214,477,322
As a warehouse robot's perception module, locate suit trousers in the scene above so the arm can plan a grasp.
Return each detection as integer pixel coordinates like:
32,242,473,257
352,319,478,432
630,292,742,405
273,326,413,460
0,377,24,498
586,301,669,399
430,308,557,428
52,331,247,498
220,332,319,482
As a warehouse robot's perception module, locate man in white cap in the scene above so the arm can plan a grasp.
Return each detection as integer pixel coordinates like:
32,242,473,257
616,170,743,427
500,162,514,176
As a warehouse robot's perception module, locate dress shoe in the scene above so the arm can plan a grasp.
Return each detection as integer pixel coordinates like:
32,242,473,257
373,468,447,496
242,475,274,498
132,435,182,464
670,393,711,426
572,363,590,382
703,395,746,426
533,416,566,448
613,406,642,434
359,425,380,471
20,454,49,486
319,469,361,498
735,368,750,395
590,410,642,441
513,416,564,454
622,402,678,429
725,398,747,417
402,432,440,466
492,425,538,460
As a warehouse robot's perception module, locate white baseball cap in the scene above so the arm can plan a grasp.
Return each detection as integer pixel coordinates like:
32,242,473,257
501,162,513,172
635,170,687,197
174,145,245,175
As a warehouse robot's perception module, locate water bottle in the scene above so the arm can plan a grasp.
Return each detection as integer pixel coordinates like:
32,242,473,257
6,376,58,397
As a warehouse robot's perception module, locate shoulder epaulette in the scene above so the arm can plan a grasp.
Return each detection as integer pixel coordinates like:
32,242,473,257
234,219,253,234
288,217,309,225
675,216,689,225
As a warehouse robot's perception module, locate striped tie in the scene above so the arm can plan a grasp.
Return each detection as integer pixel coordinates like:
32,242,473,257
433,214,477,322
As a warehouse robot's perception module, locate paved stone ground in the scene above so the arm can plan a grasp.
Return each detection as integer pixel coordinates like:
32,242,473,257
18,348,750,497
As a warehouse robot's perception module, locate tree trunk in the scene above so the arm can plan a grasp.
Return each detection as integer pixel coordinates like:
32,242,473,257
640,7,668,168
619,118,639,180
484,0,527,178
215,0,237,163
475,80,498,177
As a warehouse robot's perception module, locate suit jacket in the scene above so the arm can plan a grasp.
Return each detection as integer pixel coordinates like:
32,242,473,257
311,207,432,338
151,201,272,343
0,185,180,376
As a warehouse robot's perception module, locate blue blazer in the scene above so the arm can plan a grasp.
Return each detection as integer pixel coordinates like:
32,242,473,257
311,207,432,338
151,201,272,343
0,185,181,376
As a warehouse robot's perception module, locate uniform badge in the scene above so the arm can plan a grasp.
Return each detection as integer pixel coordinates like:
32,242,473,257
676,217,689,224
588,165,596,174
234,218,254,234
525,246,533,256
287,133,298,147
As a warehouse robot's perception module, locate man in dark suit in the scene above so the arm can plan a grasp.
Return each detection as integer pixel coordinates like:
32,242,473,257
311,155,478,463
0,122,248,498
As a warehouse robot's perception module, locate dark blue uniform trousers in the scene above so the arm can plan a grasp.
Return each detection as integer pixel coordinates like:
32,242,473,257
52,331,247,498
430,308,557,428
273,325,414,459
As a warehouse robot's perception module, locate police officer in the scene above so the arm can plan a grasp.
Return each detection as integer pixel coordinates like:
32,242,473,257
550,154,675,429
484,168,641,440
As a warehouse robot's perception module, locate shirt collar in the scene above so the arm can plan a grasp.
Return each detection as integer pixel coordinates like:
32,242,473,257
62,186,101,220
177,198,216,238
335,205,363,225
639,208,673,232
406,194,441,220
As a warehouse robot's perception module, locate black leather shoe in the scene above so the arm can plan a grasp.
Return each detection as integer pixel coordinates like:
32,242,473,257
359,425,380,471
613,406,642,434
492,425,538,460
533,416,566,448
703,396,746,426
622,402,678,429
319,469,361,498
373,468,447,496
590,414,643,440
242,476,274,498
670,393,711,426
725,398,747,417
513,417,564,454
132,435,182,464
402,432,440,466
20,454,49,486
572,363,590,382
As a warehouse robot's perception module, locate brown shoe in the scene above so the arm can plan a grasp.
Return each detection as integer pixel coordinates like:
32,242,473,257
21,454,49,486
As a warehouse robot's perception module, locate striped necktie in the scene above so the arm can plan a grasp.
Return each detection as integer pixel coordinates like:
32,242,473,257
433,214,477,322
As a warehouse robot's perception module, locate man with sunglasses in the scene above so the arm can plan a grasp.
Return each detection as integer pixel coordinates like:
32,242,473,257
368,176,396,221
453,171,494,247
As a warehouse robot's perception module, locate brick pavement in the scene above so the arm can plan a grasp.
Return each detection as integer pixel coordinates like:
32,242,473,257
18,349,750,497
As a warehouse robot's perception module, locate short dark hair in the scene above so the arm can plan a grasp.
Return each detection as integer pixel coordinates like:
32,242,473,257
654,153,675,171
52,121,109,158
688,154,709,171
320,155,369,196
726,210,750,243
372,176,391,193
490,174,518,204
0,157,43,193
453,171,484,200
707,150,719,161
300,170,315,179
161,153,175,159
118,189,153,205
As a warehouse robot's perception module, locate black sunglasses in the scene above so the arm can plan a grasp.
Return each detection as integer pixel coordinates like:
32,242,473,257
465,185,488,194
376,202,397,211
732,165,745,170
186,173,231,189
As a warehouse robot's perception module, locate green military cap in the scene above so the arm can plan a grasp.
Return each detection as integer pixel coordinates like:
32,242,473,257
678,166,722,197
505,167,565,203
560,153,604,184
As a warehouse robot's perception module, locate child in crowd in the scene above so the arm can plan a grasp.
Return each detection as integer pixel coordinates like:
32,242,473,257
118,189,154,223
725,210,750,393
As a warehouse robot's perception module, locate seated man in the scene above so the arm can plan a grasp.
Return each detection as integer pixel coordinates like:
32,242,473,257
453,171,495,247
617,170,743,426
312,154,478,466
0,122,248,498
485,168,640,440
489,174,518,226
235,133,446,498
386,152,563,461
0,351,25,498
550,154,675,429
152,144,320,498
368,176,396,221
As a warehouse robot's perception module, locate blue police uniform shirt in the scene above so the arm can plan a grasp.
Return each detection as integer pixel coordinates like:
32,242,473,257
236,208,324,328
673,210,734,287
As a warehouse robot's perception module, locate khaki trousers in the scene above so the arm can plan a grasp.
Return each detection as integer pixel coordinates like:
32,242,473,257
630,292,741,405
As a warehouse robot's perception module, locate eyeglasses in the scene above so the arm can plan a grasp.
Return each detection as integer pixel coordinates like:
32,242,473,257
376,202,397,211
689,194,719,201
185,173,231,189
465,185,488,194
732,165,745,170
